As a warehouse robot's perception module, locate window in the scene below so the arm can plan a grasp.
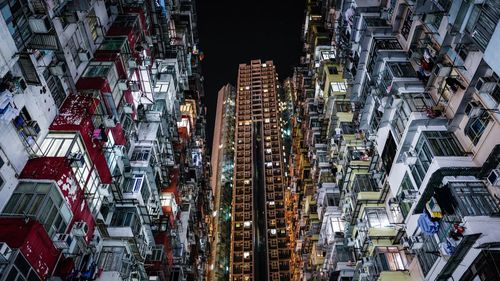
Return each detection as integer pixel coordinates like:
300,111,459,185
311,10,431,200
460,250,500,281
98,246,132,276
3,182,71,238
411,131,464,188
13,107,40,148
449,181,499,216
465,111,490,145
374,247,409,271
416,235,439,276
123,174,144,193
0,0,32,49
364,208,390,228
393,101,411,141
465,1,500,52
397,173,415,219
110,208,141,234
0,251,41,281
67,33,82,67
423,131,464,156
131,147,151,161
327,216,344,233
87,9,100,42
352,174,376,193
388,62,417,78
43,68,66,108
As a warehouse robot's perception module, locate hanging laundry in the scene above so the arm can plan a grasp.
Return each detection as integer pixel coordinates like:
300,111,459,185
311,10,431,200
418,212,440,235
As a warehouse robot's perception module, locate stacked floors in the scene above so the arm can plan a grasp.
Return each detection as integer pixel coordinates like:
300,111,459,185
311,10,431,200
230,60,291,281
0,1,209,281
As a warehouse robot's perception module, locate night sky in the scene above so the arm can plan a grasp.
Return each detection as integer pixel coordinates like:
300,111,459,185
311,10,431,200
196,0,306,148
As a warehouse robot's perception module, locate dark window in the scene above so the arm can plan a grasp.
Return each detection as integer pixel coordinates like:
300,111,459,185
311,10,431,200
416,235,440,276
381,134,397,174
460,250,500,281
397,173,415,219
464,111,490,145
43,69,66,108
450,181,499,216
15,253,30,277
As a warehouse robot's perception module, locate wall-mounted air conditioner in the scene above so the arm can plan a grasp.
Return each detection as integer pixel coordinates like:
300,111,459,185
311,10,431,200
53,234,74,250
347,237,355,246
402,190,418,201
72,221,88,237
402,150,417,165
475,76,497,93
410,236,424,250
103,116,117,128
128,81,140,91
434,63,452,77
29,15,51,33
465,101,483,118
49,62,67,76
78,49,91,62
118,80,129,91
68,152,84,168
128,58,138,68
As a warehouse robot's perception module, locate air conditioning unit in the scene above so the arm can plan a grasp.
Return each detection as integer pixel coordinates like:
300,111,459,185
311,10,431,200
29,15,51,33
123,104,134,114
357,218,366,229
347,237,355,246
465,101,483,118
68,152,84,168
128,58,138,68
402,190,418,201
402,151,417,165
487,169,500,187
362,257,373,266
72,221,88,237
475,76,497,93
128,81,140,91
410,236,424,250
90,233,102,252
24,120,41,136
118,80,129,91
103,116,117,128
78,49,91,61
0,242,12,262
401,237,411,248
434,63,452,77
52,234,74,250
49,62,67,76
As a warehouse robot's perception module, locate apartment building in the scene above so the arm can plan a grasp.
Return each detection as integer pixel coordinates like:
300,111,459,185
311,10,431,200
0,1,209,281
208,84,236,281
228,60,293,281
292,0,500,281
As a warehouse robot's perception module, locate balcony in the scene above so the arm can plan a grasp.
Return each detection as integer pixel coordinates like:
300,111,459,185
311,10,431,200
108,207,142,238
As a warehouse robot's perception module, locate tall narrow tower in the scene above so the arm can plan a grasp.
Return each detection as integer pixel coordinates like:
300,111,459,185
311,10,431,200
230,60,291,281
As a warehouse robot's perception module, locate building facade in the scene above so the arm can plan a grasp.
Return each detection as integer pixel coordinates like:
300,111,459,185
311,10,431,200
209,84,236,281
0,1,209,281
291,0,500,281
229,60,292,281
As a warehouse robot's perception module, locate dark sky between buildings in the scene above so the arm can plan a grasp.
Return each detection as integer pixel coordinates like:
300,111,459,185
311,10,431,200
196,0,306,149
